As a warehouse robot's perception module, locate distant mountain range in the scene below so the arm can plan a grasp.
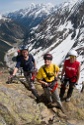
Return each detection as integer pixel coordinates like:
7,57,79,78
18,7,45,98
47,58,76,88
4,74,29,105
7,3,57,30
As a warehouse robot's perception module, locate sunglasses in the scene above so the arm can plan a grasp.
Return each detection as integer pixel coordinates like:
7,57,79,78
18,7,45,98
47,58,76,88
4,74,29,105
70,55,76,58
44,57,52,60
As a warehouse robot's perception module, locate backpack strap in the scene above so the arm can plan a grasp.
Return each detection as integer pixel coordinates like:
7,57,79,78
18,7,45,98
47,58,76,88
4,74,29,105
42,65,56,80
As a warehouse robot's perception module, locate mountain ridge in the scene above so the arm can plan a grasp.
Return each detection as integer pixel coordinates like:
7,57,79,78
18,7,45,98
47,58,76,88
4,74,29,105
0,16,26,64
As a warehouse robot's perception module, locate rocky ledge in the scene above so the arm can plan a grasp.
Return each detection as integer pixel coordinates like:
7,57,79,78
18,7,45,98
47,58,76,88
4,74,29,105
0,69,84,125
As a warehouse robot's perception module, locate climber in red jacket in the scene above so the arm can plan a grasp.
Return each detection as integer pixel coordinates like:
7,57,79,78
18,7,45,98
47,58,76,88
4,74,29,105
60,49,81,102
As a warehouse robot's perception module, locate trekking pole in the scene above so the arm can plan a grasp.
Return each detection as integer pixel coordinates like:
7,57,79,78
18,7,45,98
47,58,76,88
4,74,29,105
81,82,84,93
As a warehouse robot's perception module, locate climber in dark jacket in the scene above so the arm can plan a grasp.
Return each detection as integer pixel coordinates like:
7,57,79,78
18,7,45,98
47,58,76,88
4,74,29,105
8,46,40,101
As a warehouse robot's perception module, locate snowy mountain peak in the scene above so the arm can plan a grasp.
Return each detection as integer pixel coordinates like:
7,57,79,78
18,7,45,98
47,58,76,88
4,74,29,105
8,3,55,17
69,0,79,4
0,14,7,21
60,0,83,11
63,0,82,5
29,3,54,8
7,3,57,29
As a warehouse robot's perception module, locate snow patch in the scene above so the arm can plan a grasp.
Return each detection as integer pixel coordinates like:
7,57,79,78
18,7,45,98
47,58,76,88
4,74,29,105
57,21,73,31
0,14,2,20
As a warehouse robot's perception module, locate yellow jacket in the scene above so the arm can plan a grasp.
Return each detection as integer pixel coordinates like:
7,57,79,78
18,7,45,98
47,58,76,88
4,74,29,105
36,64,60,82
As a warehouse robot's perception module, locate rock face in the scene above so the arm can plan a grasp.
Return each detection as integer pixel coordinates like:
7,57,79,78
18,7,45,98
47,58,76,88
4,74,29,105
0,70,55,125
0,69,84,125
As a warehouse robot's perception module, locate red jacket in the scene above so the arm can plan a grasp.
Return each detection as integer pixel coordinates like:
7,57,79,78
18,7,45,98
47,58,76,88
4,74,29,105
64,59,80,82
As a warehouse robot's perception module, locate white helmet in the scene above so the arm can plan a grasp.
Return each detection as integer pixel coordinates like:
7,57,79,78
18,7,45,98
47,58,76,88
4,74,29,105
68,49,78,57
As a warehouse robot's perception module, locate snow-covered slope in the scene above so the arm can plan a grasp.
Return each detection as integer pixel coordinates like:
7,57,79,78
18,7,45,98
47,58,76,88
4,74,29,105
60,0,81,10
26,0,84,85
0,14,7,21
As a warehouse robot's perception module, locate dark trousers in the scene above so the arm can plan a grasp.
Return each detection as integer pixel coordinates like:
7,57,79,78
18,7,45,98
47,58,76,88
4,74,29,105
60,79,75,99
24,71,39,99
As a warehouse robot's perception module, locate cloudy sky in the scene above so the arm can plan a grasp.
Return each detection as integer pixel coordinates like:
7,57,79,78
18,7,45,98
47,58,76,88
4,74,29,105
0,0,69,14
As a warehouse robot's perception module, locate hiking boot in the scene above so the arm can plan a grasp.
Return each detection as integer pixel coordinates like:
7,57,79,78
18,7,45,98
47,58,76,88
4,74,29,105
47,102,53,108
35,96,41,103
65,98,70,102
